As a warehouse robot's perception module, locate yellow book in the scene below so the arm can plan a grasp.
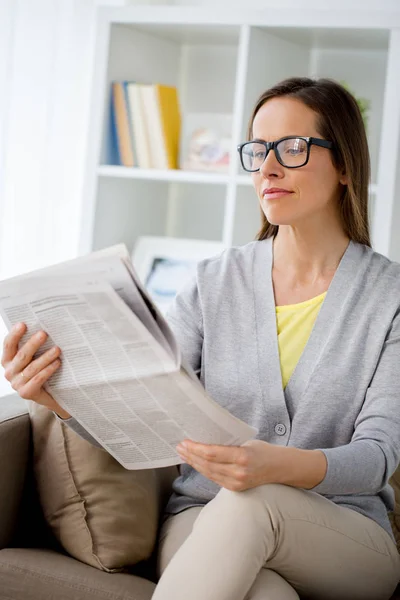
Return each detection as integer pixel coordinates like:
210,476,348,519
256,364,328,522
155,85,181,170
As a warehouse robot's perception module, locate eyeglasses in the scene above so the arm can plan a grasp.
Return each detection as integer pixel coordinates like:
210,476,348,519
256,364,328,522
237,136,334,171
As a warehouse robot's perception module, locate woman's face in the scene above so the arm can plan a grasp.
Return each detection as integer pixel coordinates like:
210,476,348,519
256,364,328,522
251,97,347,227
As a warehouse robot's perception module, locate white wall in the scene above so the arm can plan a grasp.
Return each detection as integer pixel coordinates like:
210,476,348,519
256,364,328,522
389,127,400,262
0,0,101,280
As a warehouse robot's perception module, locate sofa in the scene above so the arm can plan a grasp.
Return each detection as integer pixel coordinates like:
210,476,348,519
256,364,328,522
0,394,399,600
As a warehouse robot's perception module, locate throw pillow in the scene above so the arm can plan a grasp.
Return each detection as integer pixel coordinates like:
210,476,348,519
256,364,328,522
29,402,172,572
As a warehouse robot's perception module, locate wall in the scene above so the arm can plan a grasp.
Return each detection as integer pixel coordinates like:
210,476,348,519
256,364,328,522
0,0,102,280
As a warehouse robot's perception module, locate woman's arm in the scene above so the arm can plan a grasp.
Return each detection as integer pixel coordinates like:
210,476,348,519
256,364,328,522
55,414,103,447
267,446,327,490
165,273,203,377
308,310,400,496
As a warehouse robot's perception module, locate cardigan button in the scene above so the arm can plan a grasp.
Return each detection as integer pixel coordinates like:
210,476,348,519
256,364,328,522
275,423,287,436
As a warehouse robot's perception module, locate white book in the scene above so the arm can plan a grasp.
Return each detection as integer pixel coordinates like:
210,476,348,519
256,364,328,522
140,84,169,170
126,83,152,169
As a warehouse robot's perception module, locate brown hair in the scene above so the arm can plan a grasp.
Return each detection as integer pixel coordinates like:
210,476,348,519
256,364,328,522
247,77,371,246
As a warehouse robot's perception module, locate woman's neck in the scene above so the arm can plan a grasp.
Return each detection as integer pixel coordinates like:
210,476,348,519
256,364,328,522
272,226,350,285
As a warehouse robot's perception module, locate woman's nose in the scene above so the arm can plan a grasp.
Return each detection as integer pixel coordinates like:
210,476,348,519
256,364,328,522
259,149,284,179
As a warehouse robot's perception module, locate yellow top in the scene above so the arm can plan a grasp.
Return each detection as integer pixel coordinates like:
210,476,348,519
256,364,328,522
276,291,327,389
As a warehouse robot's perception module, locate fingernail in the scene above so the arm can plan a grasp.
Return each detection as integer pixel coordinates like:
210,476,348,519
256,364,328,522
15,323,24,331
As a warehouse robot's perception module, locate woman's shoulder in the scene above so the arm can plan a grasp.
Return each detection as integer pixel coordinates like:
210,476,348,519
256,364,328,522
197,239,263,279
353,244,400,317
358,242,400,283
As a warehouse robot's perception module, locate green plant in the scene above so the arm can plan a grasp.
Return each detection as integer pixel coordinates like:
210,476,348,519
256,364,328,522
340,81,371,132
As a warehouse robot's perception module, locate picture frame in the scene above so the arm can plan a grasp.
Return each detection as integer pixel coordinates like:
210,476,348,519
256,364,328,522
132,236,225,314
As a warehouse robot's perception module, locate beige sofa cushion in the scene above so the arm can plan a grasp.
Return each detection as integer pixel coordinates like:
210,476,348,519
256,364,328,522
29,403,161,572
389,467,400,551
0,548,155,600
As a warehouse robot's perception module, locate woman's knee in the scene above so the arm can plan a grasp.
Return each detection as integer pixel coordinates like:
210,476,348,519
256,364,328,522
215,482,302,513
205,483,265,519
203,483,313,538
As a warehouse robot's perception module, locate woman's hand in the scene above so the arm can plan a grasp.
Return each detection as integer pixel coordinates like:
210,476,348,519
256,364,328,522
176,438,279,492
176,438,328,491
1,322,71,419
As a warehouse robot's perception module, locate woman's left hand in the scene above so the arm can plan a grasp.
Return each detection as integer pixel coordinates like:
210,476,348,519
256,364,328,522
176,438,278,492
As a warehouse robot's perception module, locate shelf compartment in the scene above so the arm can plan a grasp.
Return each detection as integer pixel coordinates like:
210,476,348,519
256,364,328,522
97,165,231,184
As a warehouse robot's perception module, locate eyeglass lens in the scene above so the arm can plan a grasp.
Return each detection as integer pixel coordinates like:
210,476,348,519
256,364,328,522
241,138,308,170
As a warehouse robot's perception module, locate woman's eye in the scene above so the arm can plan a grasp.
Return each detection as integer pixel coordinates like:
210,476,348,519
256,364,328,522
286,147,305,155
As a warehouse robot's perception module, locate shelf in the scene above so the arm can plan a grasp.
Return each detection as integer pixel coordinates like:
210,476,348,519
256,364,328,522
262,26,389,52
129,23,240,46
81,7,400,259
98,167,379,195
97,165,231,185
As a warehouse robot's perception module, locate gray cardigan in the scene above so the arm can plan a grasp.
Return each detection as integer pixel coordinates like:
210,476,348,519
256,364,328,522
65,238,400,539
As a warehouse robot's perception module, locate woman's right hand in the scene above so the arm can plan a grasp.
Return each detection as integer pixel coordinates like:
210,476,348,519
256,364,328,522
1,322,71,419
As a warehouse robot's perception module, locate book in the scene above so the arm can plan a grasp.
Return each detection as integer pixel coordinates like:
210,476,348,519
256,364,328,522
111,82,181,170
111,82,135,167
155,84,181,170
140,84,169,170
126,82,152,169
140,84,181,170
0,246,257,470
123,81,138,167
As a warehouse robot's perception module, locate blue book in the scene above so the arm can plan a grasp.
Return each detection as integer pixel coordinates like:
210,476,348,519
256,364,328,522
106,83,120,165
124,80,138,166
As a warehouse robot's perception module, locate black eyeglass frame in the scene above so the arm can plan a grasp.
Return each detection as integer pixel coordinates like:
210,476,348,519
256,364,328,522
237,136,334,171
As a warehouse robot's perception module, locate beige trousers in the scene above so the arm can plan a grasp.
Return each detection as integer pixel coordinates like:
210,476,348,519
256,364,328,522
154,483,400,600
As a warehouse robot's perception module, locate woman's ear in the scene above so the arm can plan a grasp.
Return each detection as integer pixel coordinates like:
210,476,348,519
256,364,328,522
339,170,348,186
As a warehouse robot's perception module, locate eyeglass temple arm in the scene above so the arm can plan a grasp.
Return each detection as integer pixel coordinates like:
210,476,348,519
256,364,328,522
310,137,333,149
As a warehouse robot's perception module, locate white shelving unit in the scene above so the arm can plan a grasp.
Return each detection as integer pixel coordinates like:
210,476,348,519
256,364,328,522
80,5,400,260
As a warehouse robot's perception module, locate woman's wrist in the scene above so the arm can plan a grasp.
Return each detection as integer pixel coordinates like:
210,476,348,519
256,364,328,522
55,408,72,420
274,446,327,490
48,401,71,420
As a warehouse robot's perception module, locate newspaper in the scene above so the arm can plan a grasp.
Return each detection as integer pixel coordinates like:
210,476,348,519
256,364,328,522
0,245,257,470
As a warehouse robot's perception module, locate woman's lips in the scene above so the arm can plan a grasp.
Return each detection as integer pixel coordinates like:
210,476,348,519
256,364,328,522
263,189,293,200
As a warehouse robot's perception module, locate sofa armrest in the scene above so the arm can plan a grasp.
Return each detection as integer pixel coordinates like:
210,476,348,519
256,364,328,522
0,394,30,549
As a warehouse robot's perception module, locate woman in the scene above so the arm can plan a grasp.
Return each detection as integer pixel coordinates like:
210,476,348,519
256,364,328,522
2,77,400,600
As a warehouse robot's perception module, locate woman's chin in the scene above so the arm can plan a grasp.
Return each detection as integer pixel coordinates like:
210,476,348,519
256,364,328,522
261,201,290,223
262,209,294,226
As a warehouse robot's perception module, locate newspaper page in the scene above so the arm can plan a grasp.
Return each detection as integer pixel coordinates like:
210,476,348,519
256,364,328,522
0,276,257,470
0,248,176,362
122,255,198,381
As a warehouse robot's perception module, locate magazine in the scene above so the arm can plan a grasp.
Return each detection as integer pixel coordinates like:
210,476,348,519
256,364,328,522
0,245,257,470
